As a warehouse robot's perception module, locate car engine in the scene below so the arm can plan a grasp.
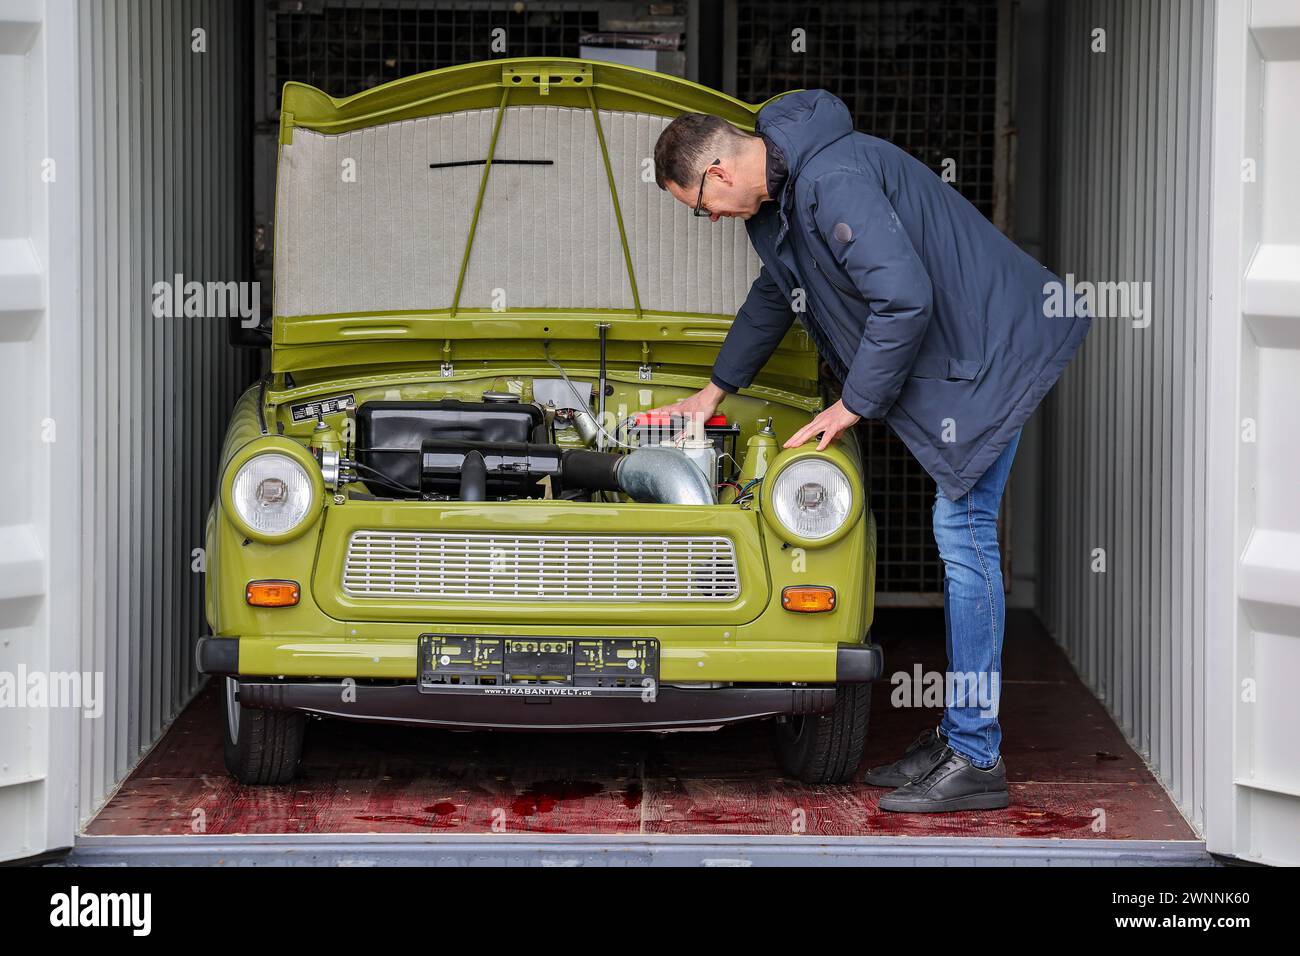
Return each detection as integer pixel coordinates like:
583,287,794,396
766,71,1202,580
340,389,737,506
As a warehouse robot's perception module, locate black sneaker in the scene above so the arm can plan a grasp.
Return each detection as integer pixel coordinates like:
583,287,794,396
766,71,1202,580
877,746,1010,813
863,727,948,788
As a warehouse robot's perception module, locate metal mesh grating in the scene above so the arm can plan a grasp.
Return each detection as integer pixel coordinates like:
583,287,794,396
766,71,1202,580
266,1,602,115
734,0,1002,595
343,531,741,602
858,422,947,594
733,0,999,216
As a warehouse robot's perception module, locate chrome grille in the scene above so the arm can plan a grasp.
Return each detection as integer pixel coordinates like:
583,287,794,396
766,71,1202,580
341,531,741,602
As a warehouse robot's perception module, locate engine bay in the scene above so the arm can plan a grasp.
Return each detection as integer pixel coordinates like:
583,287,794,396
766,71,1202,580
284,376,788,507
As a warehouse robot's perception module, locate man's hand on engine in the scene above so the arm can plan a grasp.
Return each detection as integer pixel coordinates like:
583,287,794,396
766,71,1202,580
783,399,861,451
644,383,726,438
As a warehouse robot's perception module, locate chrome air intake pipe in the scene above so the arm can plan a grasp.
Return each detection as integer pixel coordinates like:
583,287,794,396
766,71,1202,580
612,446,715,506
558,446,715,505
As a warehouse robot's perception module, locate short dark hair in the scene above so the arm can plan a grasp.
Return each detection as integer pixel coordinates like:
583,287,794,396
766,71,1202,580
654,113,753,190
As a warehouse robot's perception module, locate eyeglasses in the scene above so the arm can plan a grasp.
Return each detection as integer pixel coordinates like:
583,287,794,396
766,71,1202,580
692,158,721,217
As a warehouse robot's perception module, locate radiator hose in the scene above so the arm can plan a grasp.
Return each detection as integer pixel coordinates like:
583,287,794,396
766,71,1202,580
418,440,713,505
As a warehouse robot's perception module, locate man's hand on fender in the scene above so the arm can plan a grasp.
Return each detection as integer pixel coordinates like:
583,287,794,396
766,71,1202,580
783,399,861,451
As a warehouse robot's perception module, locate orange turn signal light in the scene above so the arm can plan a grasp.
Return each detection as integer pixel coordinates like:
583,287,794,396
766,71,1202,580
246,580,300,608
781,585,836,613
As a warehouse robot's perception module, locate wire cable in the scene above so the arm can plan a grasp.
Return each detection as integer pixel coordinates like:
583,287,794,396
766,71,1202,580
542,343,637,450
347,460,422,496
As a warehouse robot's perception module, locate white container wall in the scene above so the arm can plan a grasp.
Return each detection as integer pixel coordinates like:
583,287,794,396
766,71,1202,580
0,0,256,860
0,0,81,861
1040,0,1300,865
72,0,257,826
1204,0,1300,866
1038,0,1214,831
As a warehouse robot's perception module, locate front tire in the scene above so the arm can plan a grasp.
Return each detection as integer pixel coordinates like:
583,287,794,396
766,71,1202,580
220,677,306,785
773,682,872,784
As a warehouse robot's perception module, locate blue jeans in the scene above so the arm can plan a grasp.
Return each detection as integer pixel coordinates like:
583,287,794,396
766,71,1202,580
933,427,1022,769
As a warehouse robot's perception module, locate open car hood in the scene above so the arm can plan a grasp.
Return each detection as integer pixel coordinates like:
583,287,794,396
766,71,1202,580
270,58,817,393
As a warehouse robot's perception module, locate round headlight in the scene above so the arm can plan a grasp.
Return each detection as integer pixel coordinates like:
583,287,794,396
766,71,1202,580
231,453,315,537
770,458,853,542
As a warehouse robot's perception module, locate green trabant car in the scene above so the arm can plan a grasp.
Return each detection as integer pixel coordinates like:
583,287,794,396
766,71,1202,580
198,58,881,786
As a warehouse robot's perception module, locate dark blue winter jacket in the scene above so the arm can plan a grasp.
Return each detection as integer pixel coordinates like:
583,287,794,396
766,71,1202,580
710,89,1091,500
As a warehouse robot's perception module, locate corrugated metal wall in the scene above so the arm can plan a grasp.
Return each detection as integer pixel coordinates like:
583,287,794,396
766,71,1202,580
75,0,256,823
1039,0,1213,831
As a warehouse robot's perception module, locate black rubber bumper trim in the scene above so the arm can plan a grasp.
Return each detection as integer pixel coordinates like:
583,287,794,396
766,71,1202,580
196,637,239,676
235,681,838,731
836,639,884,683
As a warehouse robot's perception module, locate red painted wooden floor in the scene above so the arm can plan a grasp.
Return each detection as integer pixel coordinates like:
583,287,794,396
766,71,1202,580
87,609,1197,841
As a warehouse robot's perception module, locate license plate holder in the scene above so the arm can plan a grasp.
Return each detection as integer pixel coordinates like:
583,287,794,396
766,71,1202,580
418,634,658,699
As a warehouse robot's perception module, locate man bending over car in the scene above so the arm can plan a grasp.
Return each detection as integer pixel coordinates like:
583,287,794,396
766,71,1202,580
649,89,1090,813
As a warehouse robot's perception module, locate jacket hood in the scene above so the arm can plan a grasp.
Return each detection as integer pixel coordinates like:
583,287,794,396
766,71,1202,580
754,89,855,185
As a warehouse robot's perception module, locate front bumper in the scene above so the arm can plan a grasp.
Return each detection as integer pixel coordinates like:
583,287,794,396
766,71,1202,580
236,681,838,731
198,637,884,731
196,630,882,684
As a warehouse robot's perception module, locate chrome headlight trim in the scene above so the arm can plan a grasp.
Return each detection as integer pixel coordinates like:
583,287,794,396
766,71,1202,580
221,439,324,543
760,449,863,548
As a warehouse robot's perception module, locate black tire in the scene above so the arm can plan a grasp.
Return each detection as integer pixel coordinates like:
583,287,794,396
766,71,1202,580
773,682,872,784
220,677,306,785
